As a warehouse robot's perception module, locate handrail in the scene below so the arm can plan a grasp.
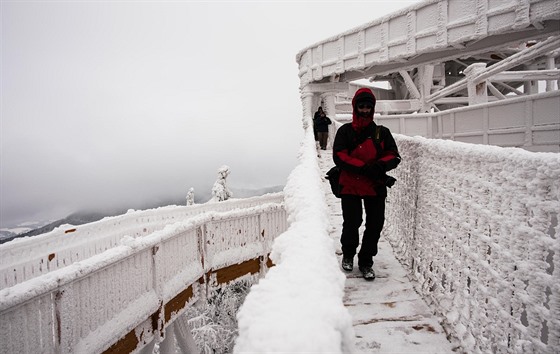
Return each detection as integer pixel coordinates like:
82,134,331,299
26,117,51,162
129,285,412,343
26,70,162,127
384,135,560,353
0,193,283,289
0,200,287,354
373,90,560,152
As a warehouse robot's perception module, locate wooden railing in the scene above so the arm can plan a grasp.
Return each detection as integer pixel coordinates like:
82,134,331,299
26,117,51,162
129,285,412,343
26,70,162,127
0,193,284,290
0,198,287,354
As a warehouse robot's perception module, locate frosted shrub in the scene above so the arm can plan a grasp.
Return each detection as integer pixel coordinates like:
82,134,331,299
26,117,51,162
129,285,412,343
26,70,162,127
189,313,233,354
183,281,251,354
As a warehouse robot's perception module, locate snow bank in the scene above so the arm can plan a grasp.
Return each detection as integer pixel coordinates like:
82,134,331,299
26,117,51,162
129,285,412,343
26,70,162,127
234,117,355,353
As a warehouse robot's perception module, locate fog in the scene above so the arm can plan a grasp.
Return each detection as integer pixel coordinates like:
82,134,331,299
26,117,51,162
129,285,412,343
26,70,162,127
1,0,421,228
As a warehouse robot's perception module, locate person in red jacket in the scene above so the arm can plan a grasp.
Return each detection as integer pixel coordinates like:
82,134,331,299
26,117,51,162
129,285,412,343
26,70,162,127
332,87,401,280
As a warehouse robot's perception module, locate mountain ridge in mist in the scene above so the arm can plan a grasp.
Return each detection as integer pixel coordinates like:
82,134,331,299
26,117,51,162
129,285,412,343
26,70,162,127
1,185,283,244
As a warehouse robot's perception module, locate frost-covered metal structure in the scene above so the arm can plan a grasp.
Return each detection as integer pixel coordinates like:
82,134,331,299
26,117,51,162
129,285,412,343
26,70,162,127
298,0,560,152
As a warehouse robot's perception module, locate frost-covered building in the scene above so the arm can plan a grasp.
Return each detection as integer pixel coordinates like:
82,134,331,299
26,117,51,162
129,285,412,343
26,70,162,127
297,0,559,152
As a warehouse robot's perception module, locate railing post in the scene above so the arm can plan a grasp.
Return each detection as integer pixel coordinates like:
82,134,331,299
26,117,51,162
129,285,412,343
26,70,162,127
322,91,337,149
524,98,534,148
300,88,315,121
151,243,166,347
546,55,557,92
158,323,175,354
482,106,489,145
137,341,155,354
197,225,208,301
54,286,77,354
419,64,435,112
174,317,200,354
258,213,265,276
524,63,540,94
427,115,433,138
464,63,488,106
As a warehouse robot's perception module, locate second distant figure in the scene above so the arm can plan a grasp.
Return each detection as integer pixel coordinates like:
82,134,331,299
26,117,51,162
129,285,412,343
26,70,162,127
313,107,332,150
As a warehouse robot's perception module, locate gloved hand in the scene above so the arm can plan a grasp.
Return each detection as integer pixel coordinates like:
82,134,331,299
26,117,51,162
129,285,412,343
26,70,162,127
360,163,383,179
385,175,396,187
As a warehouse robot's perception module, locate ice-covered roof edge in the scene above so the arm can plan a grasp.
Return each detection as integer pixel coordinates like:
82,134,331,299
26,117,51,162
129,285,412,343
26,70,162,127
295,0,560,85
295,0,435,63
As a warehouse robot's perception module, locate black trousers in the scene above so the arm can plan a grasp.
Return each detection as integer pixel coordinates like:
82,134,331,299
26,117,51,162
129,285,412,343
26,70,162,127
318,132,329,149
340,195,385,268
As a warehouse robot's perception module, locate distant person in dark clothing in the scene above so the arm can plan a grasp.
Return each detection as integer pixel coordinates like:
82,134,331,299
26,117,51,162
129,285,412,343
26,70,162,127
333,88,401,281
313,107,332,150
313,107,322,141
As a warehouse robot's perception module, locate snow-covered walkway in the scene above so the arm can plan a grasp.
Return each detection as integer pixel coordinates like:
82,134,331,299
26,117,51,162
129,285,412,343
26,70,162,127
317,148,457,353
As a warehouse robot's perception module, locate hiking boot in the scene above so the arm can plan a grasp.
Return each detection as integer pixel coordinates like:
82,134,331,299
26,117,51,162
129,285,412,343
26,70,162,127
341,257,353,271
359,266,375,281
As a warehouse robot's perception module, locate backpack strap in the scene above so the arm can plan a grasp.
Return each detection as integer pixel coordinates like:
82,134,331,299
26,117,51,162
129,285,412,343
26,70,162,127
348,124,383,154
374,125,381,143
372,125,383,152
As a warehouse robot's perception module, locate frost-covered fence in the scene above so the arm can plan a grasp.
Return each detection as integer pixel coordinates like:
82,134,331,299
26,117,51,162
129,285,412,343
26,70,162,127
0,201,287,354
0,193,283,290
384,135,560,354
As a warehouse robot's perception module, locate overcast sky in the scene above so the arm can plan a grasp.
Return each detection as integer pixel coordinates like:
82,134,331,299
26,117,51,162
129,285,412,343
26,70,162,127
1,0,421,228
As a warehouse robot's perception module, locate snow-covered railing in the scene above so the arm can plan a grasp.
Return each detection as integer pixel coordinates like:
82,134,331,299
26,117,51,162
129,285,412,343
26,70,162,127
0,201,287,354
234,113,355,352
0,193,283,290
374,90,560,152
384,135,560,353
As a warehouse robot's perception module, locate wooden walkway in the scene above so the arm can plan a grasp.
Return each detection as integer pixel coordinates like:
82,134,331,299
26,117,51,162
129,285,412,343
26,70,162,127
318,149,459,353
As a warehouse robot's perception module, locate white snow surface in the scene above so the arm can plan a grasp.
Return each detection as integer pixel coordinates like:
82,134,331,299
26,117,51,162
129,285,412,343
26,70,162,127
235,126,354,353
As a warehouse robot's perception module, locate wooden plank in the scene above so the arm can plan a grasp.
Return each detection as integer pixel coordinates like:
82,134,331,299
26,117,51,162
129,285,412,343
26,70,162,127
214,258,260,285
164,285,194,323
102,310,160,354
104,255,274,353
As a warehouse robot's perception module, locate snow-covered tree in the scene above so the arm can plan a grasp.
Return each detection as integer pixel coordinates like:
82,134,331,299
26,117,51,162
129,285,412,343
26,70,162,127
210,165,232,202
186,187,195,206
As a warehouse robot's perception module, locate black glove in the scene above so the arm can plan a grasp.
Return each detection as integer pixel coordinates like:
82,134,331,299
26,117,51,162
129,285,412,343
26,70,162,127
360,163,383,179
385,175,396,188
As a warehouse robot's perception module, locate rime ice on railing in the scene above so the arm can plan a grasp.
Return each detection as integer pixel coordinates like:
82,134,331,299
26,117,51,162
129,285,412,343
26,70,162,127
0,193,284,289
384,135,560,354
0,195,287,354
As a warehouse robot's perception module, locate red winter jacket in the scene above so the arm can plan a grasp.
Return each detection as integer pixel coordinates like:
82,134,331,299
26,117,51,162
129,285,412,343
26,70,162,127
333,88,401,197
